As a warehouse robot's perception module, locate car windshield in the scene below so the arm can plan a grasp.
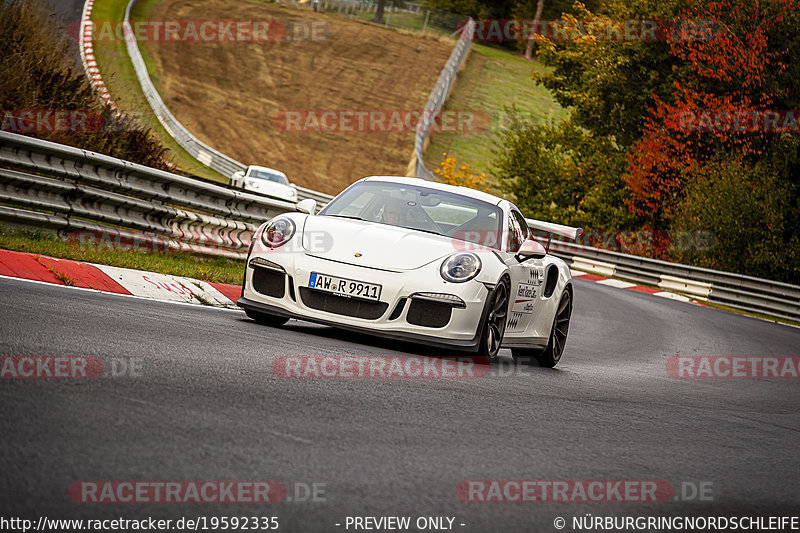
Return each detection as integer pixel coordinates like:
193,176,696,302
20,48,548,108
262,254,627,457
319,181,504,249
247,168,289,186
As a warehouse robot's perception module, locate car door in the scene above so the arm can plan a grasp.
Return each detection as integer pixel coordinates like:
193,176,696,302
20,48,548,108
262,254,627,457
503,209,545,335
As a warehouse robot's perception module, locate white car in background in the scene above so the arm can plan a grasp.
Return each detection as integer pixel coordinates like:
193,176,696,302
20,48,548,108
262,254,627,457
238,176,583,367
231,165,297,202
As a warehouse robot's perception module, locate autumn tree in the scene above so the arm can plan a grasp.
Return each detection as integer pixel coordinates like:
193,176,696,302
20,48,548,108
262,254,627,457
493,115,635,230
434,153,493,193
373,0,387,24
623,0,800,278
520,0,545,60
494,0,686,236
625,0,797,226
493,0,799,280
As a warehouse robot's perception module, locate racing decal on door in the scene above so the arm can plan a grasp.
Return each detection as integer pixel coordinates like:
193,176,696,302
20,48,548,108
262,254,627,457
511,283,537,314
507,312,524,330
528,267,545,285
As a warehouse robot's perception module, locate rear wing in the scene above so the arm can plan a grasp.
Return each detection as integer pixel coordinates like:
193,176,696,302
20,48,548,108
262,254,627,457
525,219,583,251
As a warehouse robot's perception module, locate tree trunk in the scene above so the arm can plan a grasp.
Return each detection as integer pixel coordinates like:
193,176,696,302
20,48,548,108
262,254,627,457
524,0,545,61
373,0,387,24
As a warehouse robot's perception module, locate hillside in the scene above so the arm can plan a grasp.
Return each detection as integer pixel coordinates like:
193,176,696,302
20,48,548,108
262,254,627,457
424,44,567,182
134,0,453,194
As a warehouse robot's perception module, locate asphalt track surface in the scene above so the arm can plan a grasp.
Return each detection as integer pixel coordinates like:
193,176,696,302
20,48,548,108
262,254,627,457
41,0,85,27
1,275,799,531
41,0,85,65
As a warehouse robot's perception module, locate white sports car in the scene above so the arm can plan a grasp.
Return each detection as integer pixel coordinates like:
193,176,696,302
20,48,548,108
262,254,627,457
237,176,582,366
230,165,298,202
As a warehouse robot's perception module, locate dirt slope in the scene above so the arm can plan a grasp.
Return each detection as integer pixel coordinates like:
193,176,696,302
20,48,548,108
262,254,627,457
138,0,453,194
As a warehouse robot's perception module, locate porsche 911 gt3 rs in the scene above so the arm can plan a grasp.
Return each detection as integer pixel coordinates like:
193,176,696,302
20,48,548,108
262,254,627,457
237,176,582,366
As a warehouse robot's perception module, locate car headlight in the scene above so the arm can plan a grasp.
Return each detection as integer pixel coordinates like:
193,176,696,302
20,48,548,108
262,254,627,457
261,217,295,248
440,253,482,283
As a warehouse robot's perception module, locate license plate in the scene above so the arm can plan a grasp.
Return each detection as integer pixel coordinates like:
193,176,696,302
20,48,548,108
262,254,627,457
308,272,382,301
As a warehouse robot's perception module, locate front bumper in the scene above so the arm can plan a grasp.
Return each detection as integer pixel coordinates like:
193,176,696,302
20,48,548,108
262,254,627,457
238,251,493,351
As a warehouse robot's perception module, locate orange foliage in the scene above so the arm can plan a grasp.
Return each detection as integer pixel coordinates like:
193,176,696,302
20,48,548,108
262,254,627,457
625,0,793,225
433,153,492,193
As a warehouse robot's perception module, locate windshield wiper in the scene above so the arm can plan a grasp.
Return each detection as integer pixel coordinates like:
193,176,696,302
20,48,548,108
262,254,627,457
325,214,368,222
406,227,445,237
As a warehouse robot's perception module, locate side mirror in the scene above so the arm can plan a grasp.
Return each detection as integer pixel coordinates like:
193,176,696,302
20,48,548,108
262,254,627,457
516,239,547,261
295,198,317,215
230,171,244,186
290,183,297,189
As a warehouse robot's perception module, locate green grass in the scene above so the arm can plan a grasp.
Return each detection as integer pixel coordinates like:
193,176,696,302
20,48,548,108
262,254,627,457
90,0,226,182
130,0,166,94
424,44,568,183
0,227,245,285
351,10,454,37
92,0,560,191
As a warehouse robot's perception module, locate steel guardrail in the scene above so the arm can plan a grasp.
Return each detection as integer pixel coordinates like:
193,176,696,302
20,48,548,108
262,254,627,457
0,133,796,322
123,0,246,180
413,19,475,180
544,238,800,322
0,131,297,258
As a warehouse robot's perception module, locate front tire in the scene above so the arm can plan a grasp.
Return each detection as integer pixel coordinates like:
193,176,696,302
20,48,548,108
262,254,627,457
477,278,509,361
245,309,290,327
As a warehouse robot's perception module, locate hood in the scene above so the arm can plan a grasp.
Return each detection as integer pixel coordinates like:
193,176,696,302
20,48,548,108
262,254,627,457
302,216,461,271
245,179,294,199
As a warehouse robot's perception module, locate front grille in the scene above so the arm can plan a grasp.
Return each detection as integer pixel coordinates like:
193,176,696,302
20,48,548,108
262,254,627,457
299,288,388,320
252,267,286,298
406,299,452,328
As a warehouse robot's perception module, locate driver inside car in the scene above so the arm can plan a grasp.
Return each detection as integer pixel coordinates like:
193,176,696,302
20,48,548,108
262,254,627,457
381,198,407,227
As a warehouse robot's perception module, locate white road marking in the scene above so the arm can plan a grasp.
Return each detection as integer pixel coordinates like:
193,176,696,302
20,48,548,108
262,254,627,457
0,274,243,313
653,291,692,302
597,278,636,288
93,265,238,308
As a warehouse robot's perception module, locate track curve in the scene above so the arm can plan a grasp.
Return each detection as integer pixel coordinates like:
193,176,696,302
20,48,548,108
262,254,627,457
1,275,799,529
